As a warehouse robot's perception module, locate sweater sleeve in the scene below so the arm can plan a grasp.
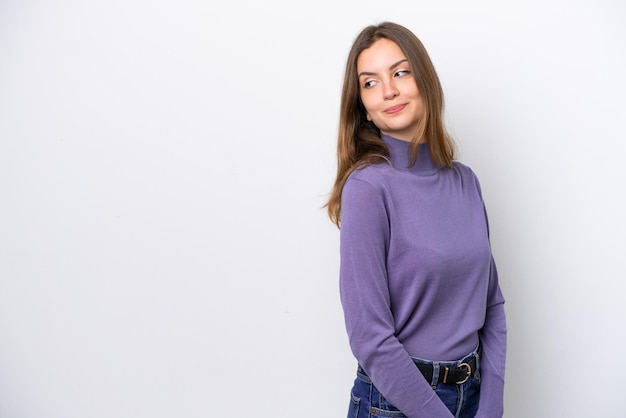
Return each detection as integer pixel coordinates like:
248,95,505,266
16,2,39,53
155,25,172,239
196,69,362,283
340,176,453,418
475,257,507,418
475,178,507,418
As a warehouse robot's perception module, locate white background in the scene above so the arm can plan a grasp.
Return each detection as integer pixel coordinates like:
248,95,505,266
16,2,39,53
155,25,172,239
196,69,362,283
1,1,625,417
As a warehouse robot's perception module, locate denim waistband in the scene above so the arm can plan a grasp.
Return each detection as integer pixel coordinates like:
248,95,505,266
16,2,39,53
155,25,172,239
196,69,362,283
411,343,480,367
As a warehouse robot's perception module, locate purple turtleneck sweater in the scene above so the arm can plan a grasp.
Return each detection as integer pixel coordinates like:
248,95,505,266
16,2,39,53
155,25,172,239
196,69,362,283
339,134,506,417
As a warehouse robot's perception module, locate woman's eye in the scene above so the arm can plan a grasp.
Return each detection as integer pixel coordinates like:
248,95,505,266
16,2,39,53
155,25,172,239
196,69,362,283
363,80,376,89
395,70,410,77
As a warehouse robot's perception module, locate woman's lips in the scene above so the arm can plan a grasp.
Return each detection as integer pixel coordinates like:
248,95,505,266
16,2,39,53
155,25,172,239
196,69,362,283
384,104,406,114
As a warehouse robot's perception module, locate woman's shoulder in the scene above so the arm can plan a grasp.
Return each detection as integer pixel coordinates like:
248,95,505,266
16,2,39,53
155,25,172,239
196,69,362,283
346,161,395,186
341,163,396,205
341,163,394,212
452,160,475,175
452,160,479,178
451,160,484,193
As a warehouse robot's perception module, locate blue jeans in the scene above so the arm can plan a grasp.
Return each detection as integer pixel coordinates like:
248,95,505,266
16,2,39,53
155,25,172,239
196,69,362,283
347,348,480,418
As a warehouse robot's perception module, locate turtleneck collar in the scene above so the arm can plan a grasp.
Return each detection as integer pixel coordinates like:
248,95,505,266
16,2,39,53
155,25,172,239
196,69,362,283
381,134,439,176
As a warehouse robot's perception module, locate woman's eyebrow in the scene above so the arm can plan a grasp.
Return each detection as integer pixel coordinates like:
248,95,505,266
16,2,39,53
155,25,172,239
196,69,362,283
358,58,409,78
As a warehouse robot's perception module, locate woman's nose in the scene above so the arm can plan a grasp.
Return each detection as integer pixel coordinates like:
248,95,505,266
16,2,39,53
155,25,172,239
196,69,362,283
383,80,399,99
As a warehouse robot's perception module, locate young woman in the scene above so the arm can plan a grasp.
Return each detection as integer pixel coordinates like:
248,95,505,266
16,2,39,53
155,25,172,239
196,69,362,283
326,22,507,418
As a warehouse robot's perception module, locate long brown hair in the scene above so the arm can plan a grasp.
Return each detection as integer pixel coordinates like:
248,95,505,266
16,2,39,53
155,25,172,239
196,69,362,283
325,21,455,227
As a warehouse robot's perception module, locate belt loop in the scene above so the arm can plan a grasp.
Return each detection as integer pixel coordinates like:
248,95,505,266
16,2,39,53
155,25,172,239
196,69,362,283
430,362,440,388
474,351,480,378
473,343,481,378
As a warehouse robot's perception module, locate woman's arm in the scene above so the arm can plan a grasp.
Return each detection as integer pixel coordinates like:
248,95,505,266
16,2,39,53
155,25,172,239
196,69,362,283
340,176,453,418
475,257,507,418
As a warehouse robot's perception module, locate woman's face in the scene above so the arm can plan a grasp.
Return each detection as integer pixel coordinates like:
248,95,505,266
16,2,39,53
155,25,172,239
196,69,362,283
357,38,424,142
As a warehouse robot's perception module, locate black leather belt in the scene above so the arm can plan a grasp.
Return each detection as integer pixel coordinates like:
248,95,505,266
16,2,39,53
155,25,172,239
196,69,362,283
414,355,477,385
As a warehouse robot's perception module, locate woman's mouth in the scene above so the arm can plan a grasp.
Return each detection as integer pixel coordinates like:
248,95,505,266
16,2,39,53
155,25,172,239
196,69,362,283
384,104,406,114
